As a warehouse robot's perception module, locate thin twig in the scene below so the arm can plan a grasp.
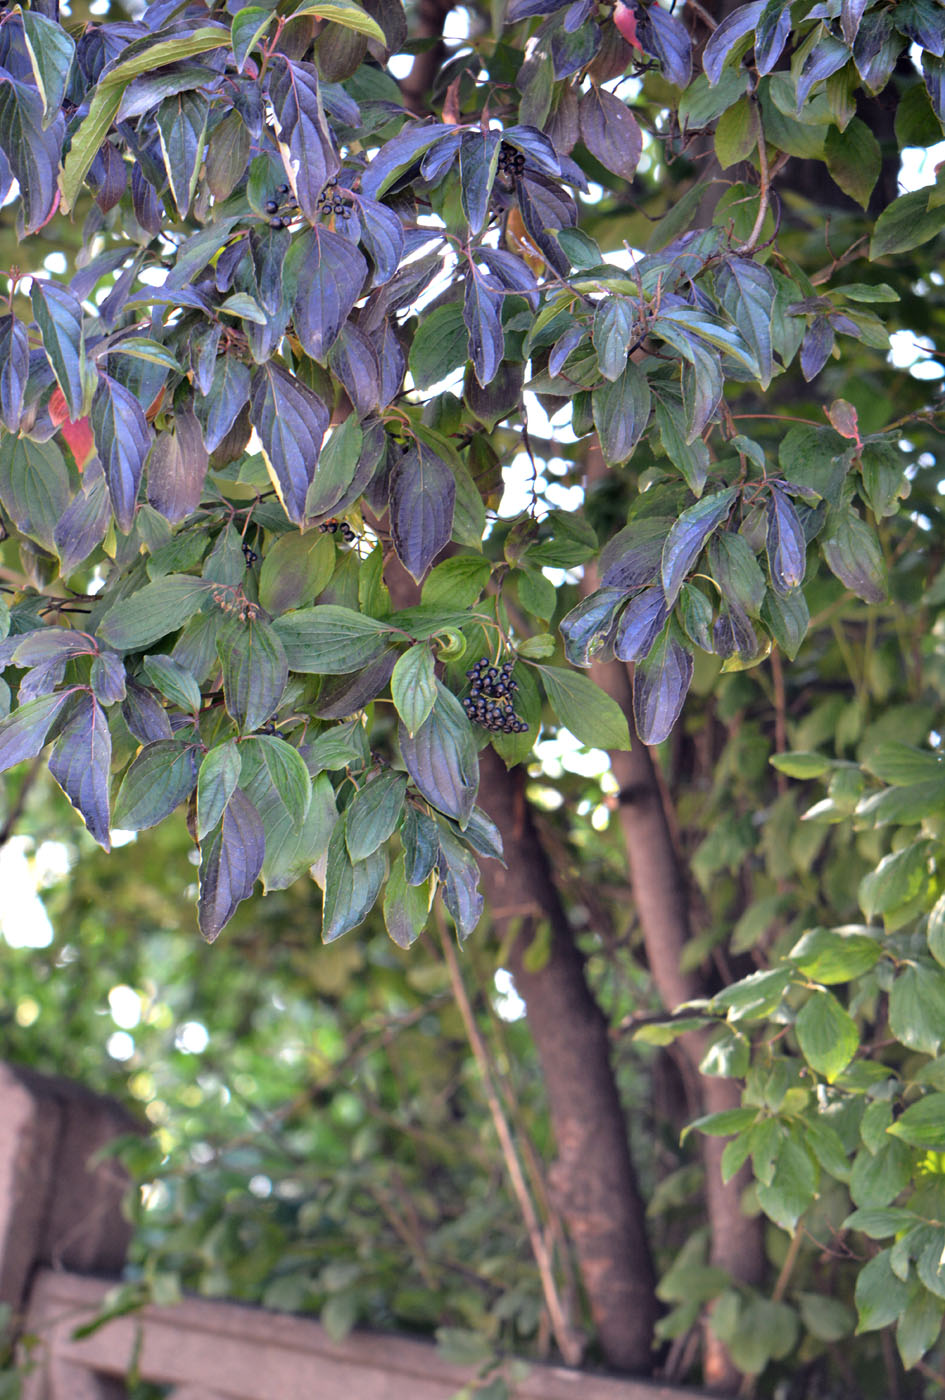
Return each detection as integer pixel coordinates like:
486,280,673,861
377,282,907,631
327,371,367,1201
0,754,44,849
738,113,771,254
770,647,788,796
436,914,584,1367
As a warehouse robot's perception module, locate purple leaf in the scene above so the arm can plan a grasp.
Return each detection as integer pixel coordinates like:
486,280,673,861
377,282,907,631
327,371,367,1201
12,627,97,667
766,486,806,594
614,586,669,663
91,374,153,534
353,193,404,286
702,2,763,85
328,323,381,416
633,627,694,745
198,786,265,942
250,363,330,524
464,268,504,387
661,486,738,606
398,683,478,825
800,316,836,381
0,688,74,775
637,2,691,86
194,354,251,454
291,225,368,361
48,691,112,849
146,407,208,523
579,85,642,181
0,315,28,432
267,56,339,221
389,441,456,581
55,458,111,575
219,618,288,733
360,122,455,199
121,679,173,743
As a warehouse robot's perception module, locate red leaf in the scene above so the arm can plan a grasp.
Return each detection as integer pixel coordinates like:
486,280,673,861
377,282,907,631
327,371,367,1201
614,1,643,50
49,387,95,470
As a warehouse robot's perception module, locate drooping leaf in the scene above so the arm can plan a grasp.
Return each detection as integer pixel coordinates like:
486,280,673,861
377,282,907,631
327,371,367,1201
196,739,242,842
194,355,250,457
156,91,209,219
345,770,407,861
702,3,764,85
0,314,28,433
383,859,430,948
0,434,70,552
112,739,200,829
821,505,887,603
399,682,478,826
559,587,627,666
716,258,775,389
141,653,201,713
796,989,859,1083
267,56,340,221
0,68,62,232
250,362,330,524
593,296,635,381
198,786,265,941
322,818,386,941
766,486,806,594
146,410,208,524
48,691,111,849
437,821,484,938
592,360,651,465
32,279,86,420
661,487,738,607
614,587,668,663
258,531,335,615
463,268,504,387
632,625,694,745
91,374,153,534
219,618,288,732
289,225,368,361
459,127,500,235
579,85,642,180
389,441,456,582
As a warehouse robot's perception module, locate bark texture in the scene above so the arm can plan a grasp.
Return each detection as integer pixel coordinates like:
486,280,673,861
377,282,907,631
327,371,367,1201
476,749,660,1373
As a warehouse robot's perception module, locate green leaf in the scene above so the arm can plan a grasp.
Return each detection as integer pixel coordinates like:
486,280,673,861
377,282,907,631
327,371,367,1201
661,488,738,607
683,1107,758,1142
755,1132,818,1232
769,751,832,778
112,740,200,830
59,28,228,212
97,576,214,653
928,893,945,968
142,653,201,713
241,739,332,893
272,605,393,674
383,859,430,949
422,556,491,610
536,665,631,750
20,7,75,127
888,1094,945,1148
870,189,945,259
825,116,881,208
231,6,274,72
796,1293,853,1344
714,94,760,167
855,1250,912,1333
408,302,468,391
859,843,930,922
156,91,208,220
0,435,70,553
796,988,859,1082
843,1207,919,1239
897,1289,945,1369
196,740,242,841
345,770,406,861
889,965,945,1056
322,819,386,941
258,531,335,615
293,0,386,42
789,927,881,983
592,360,651,466
219,618,288,732
392,645,437,738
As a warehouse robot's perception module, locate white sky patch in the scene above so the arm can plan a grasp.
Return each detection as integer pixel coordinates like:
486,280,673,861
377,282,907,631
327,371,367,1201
493,968,526,1021
888,328,944,381
0,839,54,948
175,1021,210,1054
388,54,414,80
107,1031,136,1061
443,6,472,40
899,142,945,192
108,984,142,1030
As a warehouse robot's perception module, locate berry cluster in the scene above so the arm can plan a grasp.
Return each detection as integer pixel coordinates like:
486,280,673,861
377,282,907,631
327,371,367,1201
498,143,527,178
242,542,258,567
319,517,357,542
211,585,259,623
264,184,297,229
462,658,528,734
316,177,352,220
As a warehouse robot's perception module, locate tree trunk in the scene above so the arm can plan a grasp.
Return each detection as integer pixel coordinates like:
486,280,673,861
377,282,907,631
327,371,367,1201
476,750,660,1373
